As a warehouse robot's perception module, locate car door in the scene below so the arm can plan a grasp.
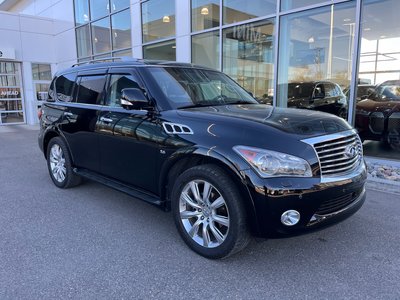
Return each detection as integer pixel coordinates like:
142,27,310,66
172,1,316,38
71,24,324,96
60,69,107,173
97,68,163,193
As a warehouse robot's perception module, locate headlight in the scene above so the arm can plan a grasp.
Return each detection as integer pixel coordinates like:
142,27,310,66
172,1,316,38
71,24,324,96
233,146,312,178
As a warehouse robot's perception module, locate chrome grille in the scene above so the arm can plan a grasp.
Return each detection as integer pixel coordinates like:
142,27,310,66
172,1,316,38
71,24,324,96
302,130,363,178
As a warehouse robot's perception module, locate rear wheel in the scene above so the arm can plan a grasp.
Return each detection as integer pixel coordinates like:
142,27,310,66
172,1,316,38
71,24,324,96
47,137,81,188
171,164,250,259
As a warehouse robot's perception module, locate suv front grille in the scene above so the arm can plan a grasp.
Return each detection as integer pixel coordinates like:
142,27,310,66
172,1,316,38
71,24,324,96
302,130,363,178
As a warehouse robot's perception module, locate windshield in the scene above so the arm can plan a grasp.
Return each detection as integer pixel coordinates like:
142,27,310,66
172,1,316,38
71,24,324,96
147,67,257,109
371,82,400,101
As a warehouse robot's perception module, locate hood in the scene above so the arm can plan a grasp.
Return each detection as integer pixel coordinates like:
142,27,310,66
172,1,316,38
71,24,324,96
177,104,351,138
356,99,400,114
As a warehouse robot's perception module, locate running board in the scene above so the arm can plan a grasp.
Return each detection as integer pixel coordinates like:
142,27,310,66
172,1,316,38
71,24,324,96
74,168,163,207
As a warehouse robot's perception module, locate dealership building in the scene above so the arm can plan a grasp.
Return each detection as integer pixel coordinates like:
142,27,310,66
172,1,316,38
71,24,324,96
0,0,399,157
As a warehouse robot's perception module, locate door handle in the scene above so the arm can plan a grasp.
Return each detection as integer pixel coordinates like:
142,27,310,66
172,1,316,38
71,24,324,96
64,112,73,116
100,116,113,123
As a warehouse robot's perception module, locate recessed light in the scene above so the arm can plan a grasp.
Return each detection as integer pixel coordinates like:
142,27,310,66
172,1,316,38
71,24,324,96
364,27,371,31
343,18,351,22
380,35,387,39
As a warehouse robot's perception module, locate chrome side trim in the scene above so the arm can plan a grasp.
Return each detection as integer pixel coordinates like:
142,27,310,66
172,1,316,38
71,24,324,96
307,187,366,226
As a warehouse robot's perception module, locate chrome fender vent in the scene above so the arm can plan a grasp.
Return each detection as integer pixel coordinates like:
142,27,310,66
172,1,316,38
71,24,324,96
163,122,193,135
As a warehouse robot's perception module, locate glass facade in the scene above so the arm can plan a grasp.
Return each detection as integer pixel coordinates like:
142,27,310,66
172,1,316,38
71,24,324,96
71,0,400,158
74,0,131,60
142,0,176,43
192,31,220,70
0,62,24,124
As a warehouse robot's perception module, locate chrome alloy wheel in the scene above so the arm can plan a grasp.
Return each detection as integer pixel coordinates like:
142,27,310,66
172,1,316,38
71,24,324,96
179,180,230,248
49,144,66,183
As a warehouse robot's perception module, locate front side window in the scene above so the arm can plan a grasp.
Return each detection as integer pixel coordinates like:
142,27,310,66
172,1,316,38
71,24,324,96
55,73,77,102
76,75,106,104
106,74,142,107
147,67,257,109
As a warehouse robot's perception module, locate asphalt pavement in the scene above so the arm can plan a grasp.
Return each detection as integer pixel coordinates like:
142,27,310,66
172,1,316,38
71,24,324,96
0,126,399,299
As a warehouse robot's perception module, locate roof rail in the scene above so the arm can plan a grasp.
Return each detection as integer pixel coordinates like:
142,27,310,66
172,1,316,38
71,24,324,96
71,56,140,67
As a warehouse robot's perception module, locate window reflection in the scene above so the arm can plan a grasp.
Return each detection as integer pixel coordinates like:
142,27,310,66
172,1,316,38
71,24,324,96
192,0,220,31
281,0,330,11
192,31,220,70
90,0,109,20
76,25,91,58
223,20,275,102
356,0,400,154
112,9,132,50
277,2,356,119
92,17,111,54
74,0,89,26
223,0,276,25
143,40,176,61
142,0,175,43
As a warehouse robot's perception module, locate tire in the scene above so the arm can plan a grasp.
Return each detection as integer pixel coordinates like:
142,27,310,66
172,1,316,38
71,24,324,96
171,164,250,259
46,137,81,188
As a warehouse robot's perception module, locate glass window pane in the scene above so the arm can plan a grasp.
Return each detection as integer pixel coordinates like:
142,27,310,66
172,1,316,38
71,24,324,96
90,0,109,20
56,73,77,102
36,83,50,101
192,31,220,70
113,49,132,57
281,0,330,11
143,40,176,61
74,0,90,25
192,0,220,32
223,20,275,102
32,64,52,81
76,75,106,104
0,75,19,86
0,112,24,124
112,9,131,50
142,0,175,43
92,17,111,54
277,3,356,120
110,0,130,12
223,0,276,25
0,62,19,74
76,25,92,58
355,0,400,156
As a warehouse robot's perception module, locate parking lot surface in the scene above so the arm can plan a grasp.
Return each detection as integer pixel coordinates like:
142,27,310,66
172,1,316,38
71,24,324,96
0,126,399,299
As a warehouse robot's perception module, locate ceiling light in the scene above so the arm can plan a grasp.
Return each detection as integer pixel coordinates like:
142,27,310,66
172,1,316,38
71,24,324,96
163,15,170,23
380,35,387,39
201,7,209,15
364,27,371,31
172,46,176,49
308,36,315,43
343,18,351,22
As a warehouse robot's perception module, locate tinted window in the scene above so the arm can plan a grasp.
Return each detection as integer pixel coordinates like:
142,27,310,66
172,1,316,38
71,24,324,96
106,74,142,107
287,83,313,99
76,75,106,104
55,73,77,102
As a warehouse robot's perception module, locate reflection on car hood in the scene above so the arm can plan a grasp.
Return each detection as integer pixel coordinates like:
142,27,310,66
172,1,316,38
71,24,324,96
356,99,400,113
178,104,351,137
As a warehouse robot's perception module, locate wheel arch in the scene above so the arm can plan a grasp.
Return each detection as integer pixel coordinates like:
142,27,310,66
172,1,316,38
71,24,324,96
160,148,261,235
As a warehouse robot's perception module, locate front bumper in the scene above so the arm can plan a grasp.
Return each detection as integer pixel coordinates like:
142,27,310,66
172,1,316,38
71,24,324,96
244,161,367,237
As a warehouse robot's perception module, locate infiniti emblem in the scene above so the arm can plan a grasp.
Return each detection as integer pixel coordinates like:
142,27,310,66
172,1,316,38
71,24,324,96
344,144,357,158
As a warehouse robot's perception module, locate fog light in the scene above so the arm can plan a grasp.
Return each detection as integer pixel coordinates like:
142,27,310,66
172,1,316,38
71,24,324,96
281,210,300,226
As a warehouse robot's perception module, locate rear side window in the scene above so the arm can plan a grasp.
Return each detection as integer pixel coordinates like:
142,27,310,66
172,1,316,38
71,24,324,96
75,75,106,105
55,73,76,102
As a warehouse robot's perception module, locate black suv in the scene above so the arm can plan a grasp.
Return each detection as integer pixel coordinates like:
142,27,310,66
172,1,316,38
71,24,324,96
39,59,367,259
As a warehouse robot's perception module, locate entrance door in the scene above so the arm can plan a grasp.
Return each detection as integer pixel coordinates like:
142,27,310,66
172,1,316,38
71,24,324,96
0,62,25,124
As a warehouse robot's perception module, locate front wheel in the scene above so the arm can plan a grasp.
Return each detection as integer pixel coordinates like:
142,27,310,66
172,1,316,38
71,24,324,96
46,137,81,188
171,164,250,259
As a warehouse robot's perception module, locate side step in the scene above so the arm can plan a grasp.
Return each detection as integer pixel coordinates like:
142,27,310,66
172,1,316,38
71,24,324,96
74,168,163,207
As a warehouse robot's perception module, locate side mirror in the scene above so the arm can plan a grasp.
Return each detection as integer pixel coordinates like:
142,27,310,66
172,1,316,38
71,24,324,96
120,88,149,110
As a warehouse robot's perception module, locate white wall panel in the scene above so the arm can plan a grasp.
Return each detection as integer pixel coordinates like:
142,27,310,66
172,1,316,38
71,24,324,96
20,15,54,35
0,13,20,31
20,32,55,62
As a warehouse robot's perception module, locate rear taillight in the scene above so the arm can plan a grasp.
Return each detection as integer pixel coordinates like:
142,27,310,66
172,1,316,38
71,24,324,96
37,107,43,120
